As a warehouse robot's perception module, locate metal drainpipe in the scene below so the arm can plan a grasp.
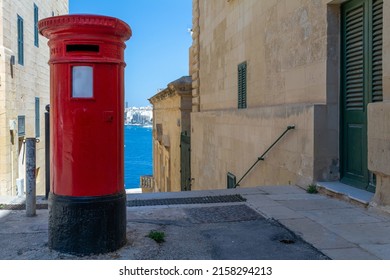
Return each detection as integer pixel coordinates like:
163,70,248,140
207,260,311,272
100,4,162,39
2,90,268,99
45,105,50,199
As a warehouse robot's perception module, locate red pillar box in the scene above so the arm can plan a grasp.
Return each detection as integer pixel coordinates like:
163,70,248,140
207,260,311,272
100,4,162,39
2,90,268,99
39,15,131,255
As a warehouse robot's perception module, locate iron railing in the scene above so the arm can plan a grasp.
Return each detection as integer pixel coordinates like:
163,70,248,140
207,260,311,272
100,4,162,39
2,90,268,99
140,175,154,189
234,125,295,188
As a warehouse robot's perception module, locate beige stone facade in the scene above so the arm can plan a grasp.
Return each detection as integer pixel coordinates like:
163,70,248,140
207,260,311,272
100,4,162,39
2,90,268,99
149,76,192,193
368,0,390,211
190,0,390,209
0,0,68,196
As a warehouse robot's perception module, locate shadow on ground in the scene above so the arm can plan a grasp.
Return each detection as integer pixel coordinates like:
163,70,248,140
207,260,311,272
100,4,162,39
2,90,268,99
0,204,329,260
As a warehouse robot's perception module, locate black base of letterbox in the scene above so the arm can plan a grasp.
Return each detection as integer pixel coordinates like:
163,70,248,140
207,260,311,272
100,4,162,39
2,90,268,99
48,191,127,256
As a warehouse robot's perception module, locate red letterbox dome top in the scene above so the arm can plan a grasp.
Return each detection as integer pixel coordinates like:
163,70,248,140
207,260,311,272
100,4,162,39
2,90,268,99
39,14,132,41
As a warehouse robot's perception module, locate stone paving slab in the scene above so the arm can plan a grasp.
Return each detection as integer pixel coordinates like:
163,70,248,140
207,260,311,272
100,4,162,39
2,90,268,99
257,185,306,194
254,205,306,220
207,187,267,195
278,197,355,211
321,247,379,260
244,194,284,207
278,218,357,250
359,244,390,259
242,186,390,260
267,193,327,201
325,222,390,245
302,208,383,225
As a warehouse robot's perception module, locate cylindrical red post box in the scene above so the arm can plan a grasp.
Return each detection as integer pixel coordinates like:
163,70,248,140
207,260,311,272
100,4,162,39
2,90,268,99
39,15,131,255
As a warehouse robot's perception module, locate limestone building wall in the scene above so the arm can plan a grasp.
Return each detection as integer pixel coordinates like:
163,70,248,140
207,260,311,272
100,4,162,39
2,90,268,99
368,0,390,211
191,0,339,191
0,0,68,196
195,0,331,111
190,0,390,212
149,77,192,193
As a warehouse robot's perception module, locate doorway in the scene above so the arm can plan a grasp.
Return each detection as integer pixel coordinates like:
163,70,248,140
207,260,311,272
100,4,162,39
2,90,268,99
340,0,383,192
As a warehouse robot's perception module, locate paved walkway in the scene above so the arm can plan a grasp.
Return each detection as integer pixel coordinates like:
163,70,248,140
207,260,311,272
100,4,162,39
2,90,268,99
0,185,389,259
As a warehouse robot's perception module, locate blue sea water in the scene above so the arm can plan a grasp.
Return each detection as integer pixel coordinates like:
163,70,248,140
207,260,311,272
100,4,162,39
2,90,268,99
124,125,152,189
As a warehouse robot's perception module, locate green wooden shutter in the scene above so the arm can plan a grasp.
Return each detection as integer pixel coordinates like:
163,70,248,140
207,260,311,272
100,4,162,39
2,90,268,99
238,62,247,109
34,4,39,47
371,0,383,102
344,2,364,110
341,0,383,191
180,133,191,191
35,97,40,138
17,15,24,65
341,0,367,188
18,115,25,137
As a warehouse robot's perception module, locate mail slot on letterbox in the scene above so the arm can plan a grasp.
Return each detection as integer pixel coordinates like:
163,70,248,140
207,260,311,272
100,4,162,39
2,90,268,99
39,14,132,255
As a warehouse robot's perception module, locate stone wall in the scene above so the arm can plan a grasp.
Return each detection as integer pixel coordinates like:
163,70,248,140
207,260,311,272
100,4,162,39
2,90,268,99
368,0,390,208
191,103,339,190
367,0,390,210
196,0,329,111
151,93,182,192
150,77,192,192
191,0,339,190
0,0,68,196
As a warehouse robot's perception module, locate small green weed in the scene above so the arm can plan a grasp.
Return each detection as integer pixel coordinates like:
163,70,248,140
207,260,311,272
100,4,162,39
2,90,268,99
0,204,4,209
306,184,318,194
147,230,165,243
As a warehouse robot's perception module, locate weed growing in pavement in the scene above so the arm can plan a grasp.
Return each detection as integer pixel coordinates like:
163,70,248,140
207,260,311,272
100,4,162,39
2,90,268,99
147,230,165,243
306,184,318,194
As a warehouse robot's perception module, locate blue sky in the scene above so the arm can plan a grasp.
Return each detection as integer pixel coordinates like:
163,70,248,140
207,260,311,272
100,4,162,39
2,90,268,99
69,0,192,107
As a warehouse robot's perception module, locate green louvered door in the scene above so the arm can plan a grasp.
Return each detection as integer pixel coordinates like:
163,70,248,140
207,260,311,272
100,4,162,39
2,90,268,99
180,133,191,191
341,0,383,191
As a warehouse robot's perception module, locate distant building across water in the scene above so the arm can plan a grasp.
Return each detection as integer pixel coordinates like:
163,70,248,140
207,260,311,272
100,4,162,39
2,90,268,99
125,106,153,126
